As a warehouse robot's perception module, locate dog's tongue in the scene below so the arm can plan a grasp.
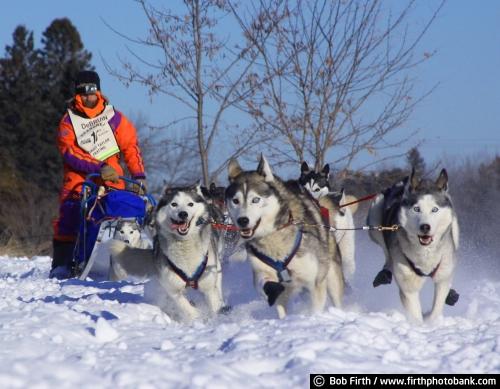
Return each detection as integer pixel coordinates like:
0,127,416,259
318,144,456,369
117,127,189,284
419,235,433,245
171,222,188,230
240,228,253,238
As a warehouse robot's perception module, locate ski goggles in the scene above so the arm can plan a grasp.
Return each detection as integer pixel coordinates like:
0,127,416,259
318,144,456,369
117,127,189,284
75,83,99,95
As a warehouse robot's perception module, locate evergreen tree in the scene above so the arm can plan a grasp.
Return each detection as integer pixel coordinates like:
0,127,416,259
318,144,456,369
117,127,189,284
41,18,93,114
0,20,94,254
38,18,94,189
0,19,94,192
0,26,47,181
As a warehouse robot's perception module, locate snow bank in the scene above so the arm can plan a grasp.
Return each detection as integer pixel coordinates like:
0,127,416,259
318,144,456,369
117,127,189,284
0,234,498,388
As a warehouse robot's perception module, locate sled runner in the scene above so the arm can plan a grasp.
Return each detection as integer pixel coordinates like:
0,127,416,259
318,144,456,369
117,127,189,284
73,174,155,280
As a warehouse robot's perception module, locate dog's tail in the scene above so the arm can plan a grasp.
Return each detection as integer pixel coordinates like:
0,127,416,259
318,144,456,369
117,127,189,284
108,240,156,281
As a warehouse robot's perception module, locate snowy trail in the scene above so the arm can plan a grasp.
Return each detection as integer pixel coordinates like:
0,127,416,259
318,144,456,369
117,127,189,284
0,236,499,388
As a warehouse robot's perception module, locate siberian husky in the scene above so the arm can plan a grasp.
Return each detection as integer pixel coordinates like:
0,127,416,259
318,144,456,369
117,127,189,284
225,155,343,319
113,219,151,249
109,185,226,322
299,162,358,279
367,169,460,322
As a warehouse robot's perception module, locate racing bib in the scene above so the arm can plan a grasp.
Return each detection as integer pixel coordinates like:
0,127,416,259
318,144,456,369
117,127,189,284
68,104,120,161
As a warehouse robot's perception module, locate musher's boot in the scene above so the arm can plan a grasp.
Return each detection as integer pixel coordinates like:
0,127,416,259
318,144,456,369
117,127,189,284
49,240,75,279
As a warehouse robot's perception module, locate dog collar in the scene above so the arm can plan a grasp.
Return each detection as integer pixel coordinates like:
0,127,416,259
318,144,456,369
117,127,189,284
404,253,441,278
247,228,303,283
164,252,209,289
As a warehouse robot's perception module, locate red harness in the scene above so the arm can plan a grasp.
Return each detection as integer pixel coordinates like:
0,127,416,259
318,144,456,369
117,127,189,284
319,206,330,228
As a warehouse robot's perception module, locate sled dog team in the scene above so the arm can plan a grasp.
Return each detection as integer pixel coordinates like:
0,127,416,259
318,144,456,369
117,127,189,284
110,155,460,324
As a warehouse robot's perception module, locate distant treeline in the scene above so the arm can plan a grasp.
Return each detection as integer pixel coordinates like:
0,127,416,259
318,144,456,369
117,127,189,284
0,19,499,260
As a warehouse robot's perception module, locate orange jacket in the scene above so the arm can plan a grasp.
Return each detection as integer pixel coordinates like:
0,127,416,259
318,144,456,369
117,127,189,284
57,96,145,199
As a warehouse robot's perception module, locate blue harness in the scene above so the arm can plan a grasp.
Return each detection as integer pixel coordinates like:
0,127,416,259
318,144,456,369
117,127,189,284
247,229,303,283
164,252,209,290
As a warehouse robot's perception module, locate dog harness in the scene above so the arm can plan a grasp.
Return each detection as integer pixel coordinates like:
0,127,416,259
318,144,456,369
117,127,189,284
247,228,303,283
404,254,441,278
164,252,209,289
308,197,331,228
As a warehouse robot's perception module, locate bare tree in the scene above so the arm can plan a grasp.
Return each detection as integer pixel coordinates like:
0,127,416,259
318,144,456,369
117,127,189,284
127,113,200,192
233,0,444,173
105,0,283,185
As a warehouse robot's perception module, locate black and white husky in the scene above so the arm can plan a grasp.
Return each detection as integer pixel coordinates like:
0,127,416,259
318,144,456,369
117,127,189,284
299,162,358,279
109,185,225,322
367,169,460,323
225,156,343,319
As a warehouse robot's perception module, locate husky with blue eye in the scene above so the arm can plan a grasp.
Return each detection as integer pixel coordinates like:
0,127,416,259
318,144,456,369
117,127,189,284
225,156,343,319
299,162,358,280
367,169,460,323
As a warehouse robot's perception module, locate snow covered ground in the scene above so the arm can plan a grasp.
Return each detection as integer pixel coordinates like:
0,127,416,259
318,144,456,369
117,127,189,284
0,234,499,388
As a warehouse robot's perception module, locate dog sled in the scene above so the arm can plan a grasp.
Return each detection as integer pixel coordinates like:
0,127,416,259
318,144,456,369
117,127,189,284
73,174,156,280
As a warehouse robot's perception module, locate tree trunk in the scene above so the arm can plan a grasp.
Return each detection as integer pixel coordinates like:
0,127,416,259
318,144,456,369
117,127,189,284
193,0,209,186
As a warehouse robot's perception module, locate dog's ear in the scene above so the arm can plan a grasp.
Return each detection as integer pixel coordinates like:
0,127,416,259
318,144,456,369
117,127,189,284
339,187,346,203
200,185,210,199
301,161,310,174
435,168,448,191
228,159,242,181
257,154,274,182
403,168,417,196
322,163,330,177
409,167,419,191
193,181,206,198
337,188,346,216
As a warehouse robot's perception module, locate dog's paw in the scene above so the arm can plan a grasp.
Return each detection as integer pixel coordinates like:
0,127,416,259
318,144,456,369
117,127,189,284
445,288,459,306
218,305,232,315
263,281,285,306
373,269,392,287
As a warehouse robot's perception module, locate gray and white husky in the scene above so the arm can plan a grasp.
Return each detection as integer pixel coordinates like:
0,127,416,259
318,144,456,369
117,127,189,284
367,169,460,323
109,185,225,322
299,162,358,280
113,219,152,249
226,155,343,319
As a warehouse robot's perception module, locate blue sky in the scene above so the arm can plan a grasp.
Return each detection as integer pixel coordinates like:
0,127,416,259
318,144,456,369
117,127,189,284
1,0,499,171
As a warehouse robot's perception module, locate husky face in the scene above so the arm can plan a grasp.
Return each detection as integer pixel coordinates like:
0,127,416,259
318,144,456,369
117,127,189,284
299,162,330,200
201,182,226,212
399,169,453,247
114,220,142,246
155,186,207,239
226,157,283,240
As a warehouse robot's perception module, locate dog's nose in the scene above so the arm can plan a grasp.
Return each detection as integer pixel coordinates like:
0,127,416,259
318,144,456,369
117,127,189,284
178,211,188,220
124,240,130,244
237,217,250,227
420,223,431,234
